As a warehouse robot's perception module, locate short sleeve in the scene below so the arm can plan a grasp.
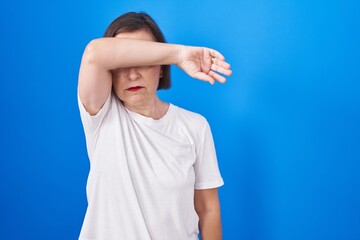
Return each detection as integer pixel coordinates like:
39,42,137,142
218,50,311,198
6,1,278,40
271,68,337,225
78,91,112,158
194,120,224,190
77,91,112,133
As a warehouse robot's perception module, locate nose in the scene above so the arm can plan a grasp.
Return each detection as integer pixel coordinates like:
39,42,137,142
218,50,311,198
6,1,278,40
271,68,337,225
124,67,140,81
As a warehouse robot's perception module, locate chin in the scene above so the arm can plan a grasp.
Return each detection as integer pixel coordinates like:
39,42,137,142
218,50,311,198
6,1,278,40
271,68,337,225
122,95,147,106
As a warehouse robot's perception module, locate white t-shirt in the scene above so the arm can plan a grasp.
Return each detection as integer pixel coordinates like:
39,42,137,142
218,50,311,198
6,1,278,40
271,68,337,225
78,92,224,240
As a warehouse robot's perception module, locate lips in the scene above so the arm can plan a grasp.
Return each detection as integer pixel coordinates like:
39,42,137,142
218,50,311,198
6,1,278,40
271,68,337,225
126,86,144,91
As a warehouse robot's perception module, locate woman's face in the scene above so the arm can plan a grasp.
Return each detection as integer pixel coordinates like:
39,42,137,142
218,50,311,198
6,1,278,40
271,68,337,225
112,30,162,106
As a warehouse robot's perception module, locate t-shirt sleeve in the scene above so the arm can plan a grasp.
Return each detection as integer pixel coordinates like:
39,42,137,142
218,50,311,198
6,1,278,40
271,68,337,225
194,119,224,190
77,91,112,133
77,90,112,158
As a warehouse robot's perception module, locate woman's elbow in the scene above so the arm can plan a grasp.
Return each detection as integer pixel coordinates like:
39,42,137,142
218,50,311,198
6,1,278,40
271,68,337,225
196,205,221,216
82,39,103,65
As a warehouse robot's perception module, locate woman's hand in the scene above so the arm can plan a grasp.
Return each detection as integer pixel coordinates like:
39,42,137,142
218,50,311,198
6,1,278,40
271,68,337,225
176,46,232,85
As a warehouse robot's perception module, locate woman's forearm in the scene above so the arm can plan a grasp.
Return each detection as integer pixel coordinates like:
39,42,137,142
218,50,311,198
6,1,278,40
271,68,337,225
83,38,182,70
198,208,222,240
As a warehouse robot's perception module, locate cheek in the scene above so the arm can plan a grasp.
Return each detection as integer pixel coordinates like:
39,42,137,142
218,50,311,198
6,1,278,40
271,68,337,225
147,67,161,87
112,76,126,97
112,72,124,87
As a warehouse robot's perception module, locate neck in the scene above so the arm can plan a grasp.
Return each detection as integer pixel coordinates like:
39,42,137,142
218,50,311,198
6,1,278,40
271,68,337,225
124,95,169,120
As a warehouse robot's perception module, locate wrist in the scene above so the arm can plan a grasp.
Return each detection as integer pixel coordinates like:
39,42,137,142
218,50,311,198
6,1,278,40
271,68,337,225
174,44,185,66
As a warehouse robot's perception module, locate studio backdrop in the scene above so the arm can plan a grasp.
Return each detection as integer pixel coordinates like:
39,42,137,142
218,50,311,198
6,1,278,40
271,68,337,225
1,0,359,239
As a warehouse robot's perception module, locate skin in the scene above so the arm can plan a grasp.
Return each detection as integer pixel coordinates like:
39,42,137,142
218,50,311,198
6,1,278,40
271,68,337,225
195,188,222,240
78,29,232,239
111,31,168,119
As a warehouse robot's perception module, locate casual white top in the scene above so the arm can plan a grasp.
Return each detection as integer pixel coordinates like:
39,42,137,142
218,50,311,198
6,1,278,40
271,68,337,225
78,92,224,240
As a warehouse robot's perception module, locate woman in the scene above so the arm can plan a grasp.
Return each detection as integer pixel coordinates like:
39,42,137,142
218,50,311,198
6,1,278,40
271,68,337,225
77,12,232,240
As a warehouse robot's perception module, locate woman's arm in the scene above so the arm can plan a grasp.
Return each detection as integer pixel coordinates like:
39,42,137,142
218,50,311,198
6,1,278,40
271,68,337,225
78,38,232,115
78,38,181,115
194,188,222,240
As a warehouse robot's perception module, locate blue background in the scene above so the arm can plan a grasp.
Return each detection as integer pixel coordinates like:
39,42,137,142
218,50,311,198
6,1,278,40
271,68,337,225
1,0,360,239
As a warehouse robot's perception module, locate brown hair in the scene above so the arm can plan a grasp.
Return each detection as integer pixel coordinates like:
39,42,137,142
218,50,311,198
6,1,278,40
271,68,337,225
103,12,171,90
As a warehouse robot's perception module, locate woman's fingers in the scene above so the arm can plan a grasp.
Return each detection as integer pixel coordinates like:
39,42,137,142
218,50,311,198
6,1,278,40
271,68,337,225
211,62,232,76
194,70,229,85
216,60,231,70
210,56,232,77
208,70,227,83
194,72,216,84
208,49,232,77
188,47,232,85
209,49,225,61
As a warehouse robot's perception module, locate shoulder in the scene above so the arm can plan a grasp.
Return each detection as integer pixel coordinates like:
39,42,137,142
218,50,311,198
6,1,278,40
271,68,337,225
172,104,207,120
171,104,209,130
